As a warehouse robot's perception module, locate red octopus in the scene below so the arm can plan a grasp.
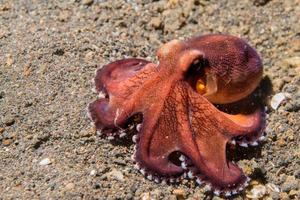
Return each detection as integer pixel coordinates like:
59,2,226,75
87,34,266,196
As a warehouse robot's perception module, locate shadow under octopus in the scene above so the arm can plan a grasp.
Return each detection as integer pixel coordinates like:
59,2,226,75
87,34,266,197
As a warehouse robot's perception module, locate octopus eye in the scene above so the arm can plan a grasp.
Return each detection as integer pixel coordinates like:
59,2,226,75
185,58,208,94
185,57,218,97
196,78,206,95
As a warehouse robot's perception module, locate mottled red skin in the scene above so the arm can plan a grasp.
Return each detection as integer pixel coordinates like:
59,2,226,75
88,34,266,195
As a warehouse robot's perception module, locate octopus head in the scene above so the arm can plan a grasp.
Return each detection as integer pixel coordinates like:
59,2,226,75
157,35,263,104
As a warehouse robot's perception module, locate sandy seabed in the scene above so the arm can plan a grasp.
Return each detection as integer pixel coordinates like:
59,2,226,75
0,0,299,199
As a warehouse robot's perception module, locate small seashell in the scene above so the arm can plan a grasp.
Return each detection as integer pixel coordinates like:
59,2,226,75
246,184,266,199
90,169,97,176
39,158,51,166
270,92,286,110
266,183,280,193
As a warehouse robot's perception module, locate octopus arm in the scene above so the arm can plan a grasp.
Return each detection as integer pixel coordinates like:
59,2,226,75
135,101,185,177
88,58,157,132
220,107,266,140
185,84,247,190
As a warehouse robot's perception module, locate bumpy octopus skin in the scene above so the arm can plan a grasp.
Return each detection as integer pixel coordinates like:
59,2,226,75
87,34,266,196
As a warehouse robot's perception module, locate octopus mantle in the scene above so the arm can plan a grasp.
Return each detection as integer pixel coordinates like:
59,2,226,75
87,34,266,196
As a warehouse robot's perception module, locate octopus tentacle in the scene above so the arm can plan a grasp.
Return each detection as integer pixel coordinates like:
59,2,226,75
221,107,266,146
134,108,184,179
87,99,129,130
89,58,158,136
170,83,247,192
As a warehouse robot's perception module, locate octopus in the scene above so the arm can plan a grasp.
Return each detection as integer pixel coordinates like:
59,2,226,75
87,34,266,196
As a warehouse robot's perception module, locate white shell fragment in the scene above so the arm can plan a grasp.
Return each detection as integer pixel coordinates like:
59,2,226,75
270,92,286,110
266,183,280,193
39,158,51,166
90,169,97,176
246,184,267,199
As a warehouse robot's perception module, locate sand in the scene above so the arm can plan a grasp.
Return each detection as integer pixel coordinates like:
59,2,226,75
0,0,299,199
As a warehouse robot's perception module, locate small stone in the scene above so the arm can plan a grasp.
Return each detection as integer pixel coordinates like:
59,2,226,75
53,48,64,56
266,183,280,193
269,191,281,200
0,91,4,99
173,188,186,199
107,169,124,182
141,192,150,200
0,30,6,39
277,138,286,147
168,0,180,7
65,182,75,190
58,10,70,22
38,64,47,74
23,66,31,76
281,176,298,192
294,169,300,178
6,54,13,66
2,115,15,126
90,169,97,176
2,139,12,146
246,184,267,199
39,158,51,166
85,51,95,61
150,189,162,199
150,17,162,29
253,0,270,6
93,183,101,189
279,192,289,199
283,57,300,68
271,93,286,110
238,159,256,176
289,190,298,197
82,0,93,6
0,127,4,134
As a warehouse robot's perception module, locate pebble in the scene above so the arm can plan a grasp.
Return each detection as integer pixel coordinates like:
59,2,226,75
82,0,93,6
283,57,300,68
246,184,267,199
294,169,300,178
107,169,124,182
2,139,12,146
2,115,15,126
277,138,286,147
84,51,95,61
23,65,31,76
151,189,162,199
266,183,280,193
269,191,281,200
90,169,97,176
39,158,51,166
5,54,13,66
65,182,75,190
0,127,4,134
140,192,150,200
253,0,270,6
172,188,186,199
271,93,286,110
58,10,70,22
150,17,162,29
289,190,298,197
281,176,298,192
238,159,257,176
279,192,289,199
0,91,4,99
38,64,47,74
